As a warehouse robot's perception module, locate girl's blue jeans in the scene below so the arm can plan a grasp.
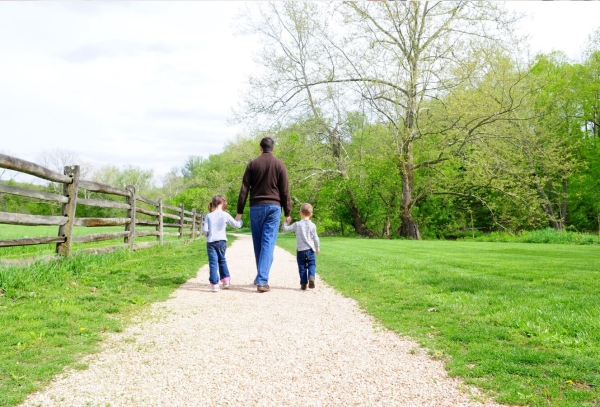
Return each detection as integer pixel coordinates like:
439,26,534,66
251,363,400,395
296,249,316,285
207,240,230,285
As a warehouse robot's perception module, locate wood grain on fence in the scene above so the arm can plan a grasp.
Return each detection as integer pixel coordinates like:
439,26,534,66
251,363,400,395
0,153,205,263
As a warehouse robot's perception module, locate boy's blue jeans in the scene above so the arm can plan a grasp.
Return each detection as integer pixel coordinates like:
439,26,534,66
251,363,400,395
250,204,281,285
296,249,316,285
207,240,230,285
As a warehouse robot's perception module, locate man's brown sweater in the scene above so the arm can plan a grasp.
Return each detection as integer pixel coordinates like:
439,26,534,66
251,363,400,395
237,152,292,217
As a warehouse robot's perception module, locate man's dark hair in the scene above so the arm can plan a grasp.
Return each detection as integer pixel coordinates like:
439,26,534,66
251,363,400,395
260,137,275,153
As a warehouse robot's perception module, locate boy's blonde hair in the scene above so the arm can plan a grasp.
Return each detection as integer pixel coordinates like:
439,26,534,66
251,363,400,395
208,194,227,212
300,203,313,216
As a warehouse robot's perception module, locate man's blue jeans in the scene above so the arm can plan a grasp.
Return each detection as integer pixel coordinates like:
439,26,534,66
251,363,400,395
207,240,230,285
250,204,281,285
296,249,316,285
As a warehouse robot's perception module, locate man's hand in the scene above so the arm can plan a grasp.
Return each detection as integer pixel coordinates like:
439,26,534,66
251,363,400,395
235,214,242,221
286,216,291,224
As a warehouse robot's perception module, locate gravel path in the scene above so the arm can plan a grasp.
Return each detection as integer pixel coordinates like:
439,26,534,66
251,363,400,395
20,234,503,407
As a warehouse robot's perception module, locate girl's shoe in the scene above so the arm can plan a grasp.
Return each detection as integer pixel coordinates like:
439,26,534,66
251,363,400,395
211,283,220,292
221,278,231,289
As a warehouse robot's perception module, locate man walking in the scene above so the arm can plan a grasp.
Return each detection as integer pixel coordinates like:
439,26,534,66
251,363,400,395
236,137,292,293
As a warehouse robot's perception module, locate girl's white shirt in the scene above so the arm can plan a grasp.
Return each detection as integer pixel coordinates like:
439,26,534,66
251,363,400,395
202,209,243,242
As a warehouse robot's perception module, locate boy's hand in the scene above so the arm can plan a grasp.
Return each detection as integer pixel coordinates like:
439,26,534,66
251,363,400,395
235,214,242,221
317,249,321,254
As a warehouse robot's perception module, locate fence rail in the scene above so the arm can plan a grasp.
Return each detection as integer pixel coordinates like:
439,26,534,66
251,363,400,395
0,153,204,265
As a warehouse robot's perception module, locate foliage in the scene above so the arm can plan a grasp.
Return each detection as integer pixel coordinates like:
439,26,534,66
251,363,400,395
0,239,209,407
277,235,600,406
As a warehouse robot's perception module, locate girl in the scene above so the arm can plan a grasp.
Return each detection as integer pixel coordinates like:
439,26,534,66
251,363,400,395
202,195,243,291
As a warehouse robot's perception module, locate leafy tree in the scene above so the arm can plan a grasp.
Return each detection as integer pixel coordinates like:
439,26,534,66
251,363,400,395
237,1,527,239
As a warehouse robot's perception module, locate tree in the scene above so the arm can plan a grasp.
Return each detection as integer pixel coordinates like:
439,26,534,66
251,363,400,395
91,165,155,194
238,1,526,238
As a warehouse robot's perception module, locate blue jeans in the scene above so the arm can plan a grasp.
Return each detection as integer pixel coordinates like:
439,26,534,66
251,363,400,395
297,249,316,285
207,240,230,285
250,204,281,285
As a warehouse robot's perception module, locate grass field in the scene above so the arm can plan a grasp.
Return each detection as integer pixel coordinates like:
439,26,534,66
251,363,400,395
277,234,600,407
0,238,209,407
0,224,188,260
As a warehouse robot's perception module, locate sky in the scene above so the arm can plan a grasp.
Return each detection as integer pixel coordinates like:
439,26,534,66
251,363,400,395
1,1,599,185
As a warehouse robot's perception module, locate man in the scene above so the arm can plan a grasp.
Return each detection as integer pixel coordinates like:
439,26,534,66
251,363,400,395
236,137,292,293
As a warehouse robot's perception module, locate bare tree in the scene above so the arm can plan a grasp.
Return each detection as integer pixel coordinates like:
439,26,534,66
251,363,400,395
37,149,93,194
236,2,375,236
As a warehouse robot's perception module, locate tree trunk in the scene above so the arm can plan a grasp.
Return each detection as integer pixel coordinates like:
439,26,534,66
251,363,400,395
399,213,420,240
396,70,421,240
396,154,421,239
383,216,391,238
560,176,568,229
348,189,374,237
534,180,562,231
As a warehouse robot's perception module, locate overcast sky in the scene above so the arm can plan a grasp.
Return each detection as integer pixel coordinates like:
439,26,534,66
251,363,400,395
1,1,599,185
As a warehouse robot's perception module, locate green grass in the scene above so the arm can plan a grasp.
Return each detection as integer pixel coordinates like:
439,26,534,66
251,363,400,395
0,225,187,260
0,238,209,407
277,234,600,406
462,228,599,245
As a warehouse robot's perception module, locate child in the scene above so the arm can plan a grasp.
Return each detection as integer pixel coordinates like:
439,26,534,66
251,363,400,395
283,203,320,290
202,195,243,292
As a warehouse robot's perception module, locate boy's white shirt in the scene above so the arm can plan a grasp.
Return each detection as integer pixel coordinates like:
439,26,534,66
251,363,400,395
283,218,320,252
202,209,243,242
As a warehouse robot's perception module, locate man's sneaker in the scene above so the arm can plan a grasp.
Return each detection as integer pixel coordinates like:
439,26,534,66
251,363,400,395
301,284,307,290
221,278,231,289
308,277,315,289
257,284,270,293
211,283,220,292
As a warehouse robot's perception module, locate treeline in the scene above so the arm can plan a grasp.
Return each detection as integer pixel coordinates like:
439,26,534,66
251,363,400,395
170,3,600,239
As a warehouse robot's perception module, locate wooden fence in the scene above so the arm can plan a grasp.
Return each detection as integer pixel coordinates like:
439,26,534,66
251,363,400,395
0,153,204,265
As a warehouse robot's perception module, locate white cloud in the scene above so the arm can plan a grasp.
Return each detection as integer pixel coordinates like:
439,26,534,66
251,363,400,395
0,1,255,182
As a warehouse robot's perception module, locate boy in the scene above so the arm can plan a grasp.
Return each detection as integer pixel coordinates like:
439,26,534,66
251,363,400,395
283,203,320,290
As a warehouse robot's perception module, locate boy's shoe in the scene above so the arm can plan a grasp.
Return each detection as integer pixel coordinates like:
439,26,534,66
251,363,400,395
221,278,231,289
301,284,307,290
211,283,220,292
256,284,270,293
308,277,315,289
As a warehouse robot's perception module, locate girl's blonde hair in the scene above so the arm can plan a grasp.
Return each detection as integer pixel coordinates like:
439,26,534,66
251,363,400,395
208,194,228,212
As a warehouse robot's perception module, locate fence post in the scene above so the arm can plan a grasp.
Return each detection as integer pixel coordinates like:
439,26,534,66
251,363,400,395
125,185,136,250
191,208,196,240
56,165,80,257
157,197,164,245
198,212,204,240
179,204,185,239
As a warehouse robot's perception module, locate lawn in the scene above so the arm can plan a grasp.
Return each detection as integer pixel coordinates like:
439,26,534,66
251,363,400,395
0,238,209,407
277,234,600,407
